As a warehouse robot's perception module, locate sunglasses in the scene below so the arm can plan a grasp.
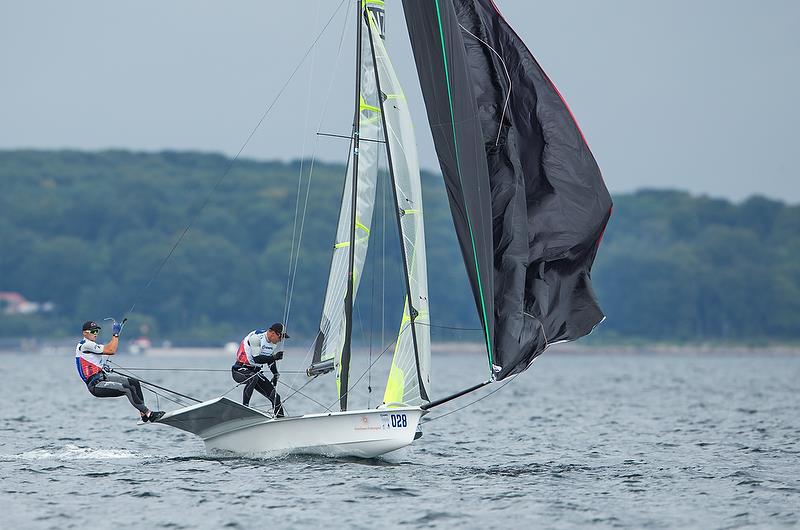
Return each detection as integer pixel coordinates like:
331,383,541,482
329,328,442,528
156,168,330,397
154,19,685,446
87,329,100,334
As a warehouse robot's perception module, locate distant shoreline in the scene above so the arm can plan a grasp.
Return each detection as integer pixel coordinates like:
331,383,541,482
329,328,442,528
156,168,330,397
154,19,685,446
430,341,800,356
3,340,799,356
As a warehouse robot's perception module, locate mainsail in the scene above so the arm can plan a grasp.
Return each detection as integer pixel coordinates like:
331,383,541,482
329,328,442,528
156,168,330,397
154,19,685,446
309,5,381,404
403,0,613,380
365,4,431,406
310,0,430,409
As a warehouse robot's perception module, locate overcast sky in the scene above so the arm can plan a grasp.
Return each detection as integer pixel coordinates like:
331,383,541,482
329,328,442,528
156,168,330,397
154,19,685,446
2,1,798,202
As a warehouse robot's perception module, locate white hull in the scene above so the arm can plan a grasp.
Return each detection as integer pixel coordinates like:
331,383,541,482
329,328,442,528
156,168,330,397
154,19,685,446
159,397,423,458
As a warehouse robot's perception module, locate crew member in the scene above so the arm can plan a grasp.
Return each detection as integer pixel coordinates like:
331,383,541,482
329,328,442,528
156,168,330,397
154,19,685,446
231,322,289,417
75,320,164,423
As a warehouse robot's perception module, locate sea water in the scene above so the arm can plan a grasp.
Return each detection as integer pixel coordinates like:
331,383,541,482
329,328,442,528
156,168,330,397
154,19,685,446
1,348,798,528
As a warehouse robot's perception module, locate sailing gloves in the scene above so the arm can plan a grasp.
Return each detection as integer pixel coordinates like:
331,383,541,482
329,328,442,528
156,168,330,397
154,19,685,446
112,321,122,336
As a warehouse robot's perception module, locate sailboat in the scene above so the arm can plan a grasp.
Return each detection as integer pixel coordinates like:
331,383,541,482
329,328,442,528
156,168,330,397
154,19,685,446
157,0,612,458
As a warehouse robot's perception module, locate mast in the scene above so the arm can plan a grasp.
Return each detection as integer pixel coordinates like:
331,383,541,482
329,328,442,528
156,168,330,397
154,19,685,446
365,9,427,401
340,0,365,412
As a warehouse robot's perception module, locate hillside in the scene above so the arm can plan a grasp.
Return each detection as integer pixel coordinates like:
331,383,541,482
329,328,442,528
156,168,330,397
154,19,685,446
1,149,798,345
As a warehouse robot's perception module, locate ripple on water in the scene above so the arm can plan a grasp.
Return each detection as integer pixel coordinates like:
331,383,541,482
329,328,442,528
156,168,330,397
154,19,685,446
2,352,799,529
357,483,420,497
411,510,464,525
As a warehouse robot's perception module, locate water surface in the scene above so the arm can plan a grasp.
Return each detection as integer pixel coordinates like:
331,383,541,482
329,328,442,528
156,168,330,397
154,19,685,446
1,349,798,528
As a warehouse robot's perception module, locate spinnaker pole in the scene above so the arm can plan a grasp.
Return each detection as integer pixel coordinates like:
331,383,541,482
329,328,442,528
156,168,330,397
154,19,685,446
420,380,491,411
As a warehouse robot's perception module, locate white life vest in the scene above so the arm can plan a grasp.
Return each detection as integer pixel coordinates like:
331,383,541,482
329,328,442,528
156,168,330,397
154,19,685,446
75,338,108,384
234,329,275,366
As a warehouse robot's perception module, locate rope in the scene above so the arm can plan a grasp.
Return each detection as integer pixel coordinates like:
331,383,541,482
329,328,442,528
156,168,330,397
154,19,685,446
420,322,483,332
322,328,402,411
277,375,325,409
220,369,325,412
107,360,202,402
422,373,519,423
283,1,352,338
109,366,309,374
458,23,512,146
123,0,349,321
283,0,324,333
138,385,188,409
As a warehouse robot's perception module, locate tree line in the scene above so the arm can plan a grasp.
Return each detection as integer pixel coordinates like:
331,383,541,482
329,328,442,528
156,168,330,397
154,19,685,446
1,149,797,345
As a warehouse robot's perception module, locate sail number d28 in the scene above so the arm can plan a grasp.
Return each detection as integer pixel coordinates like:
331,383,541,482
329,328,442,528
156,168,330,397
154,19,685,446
390,414,408,428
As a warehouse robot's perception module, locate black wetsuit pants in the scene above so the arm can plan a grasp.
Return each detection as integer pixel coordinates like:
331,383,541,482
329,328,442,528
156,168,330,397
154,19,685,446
231,366,284,416
88,374,148,414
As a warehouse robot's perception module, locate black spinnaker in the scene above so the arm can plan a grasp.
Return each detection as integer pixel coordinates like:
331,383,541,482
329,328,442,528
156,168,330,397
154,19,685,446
403,0,612,381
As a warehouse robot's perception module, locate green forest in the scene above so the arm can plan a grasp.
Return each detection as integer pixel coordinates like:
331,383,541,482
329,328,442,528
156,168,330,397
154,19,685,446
1,149,798,345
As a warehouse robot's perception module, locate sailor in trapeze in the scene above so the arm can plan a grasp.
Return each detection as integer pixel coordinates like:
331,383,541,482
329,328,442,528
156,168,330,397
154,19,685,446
75,319,164,423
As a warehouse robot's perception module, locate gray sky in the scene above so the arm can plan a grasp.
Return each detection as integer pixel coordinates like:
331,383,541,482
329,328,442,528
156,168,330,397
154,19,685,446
2,1,798,202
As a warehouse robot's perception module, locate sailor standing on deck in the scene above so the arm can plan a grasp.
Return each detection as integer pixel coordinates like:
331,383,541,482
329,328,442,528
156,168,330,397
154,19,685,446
231,323,289,417
75,320,164,423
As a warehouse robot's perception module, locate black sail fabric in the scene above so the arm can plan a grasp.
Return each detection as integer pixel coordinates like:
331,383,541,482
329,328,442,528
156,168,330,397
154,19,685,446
403,0,612,380
401,0,497,369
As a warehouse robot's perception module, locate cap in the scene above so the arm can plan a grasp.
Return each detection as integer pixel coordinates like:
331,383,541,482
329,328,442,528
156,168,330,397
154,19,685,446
269,322,290,339
82,320,101,332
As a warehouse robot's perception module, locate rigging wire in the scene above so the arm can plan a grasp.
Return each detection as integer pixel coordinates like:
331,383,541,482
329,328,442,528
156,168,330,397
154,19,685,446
458,23,512,147
281,5,353,392
218,369,325,411
122,0,349,320
283,1,352,332
139,386,187,409
422,373,519,423
285,134,353,381
321,322,407,412
417,322,482,332
277,375,325,409
282,0,324,334
107,362,202,403
106,366,310,374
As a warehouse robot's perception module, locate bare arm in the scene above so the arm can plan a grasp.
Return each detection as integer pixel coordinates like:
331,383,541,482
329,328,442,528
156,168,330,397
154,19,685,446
102,335,119,354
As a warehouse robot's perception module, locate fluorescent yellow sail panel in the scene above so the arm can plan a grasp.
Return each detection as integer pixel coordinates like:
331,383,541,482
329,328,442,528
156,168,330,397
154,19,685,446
383,362,406,405
383,298,411,405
